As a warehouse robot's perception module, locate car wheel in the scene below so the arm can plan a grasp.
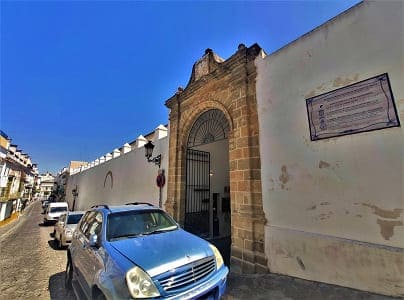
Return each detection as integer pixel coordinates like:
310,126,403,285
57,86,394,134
65,254,73,289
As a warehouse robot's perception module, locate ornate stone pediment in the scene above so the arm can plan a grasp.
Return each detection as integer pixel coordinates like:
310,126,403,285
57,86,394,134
192,49,224,82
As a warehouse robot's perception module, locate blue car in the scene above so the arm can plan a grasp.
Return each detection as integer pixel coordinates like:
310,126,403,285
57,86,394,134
66,203,228,299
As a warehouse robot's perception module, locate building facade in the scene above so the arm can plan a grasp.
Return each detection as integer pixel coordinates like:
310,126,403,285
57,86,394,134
38,172,55,198
165,45,267,272
65,1,403,296
0,131,38,202
55,161,88,202
0,131,39,221
254,1,403,296
165,1,402,296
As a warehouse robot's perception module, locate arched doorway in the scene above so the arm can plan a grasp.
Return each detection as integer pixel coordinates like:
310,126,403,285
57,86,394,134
185,109,231,265
165,44,267,273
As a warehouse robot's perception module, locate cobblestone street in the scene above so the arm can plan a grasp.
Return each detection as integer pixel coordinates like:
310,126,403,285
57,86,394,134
0,201,401,300
0,201,75,300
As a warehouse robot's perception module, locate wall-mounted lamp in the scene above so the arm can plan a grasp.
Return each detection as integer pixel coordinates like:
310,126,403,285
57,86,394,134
144,140,163,208
144,140,161,168
72,187,78,196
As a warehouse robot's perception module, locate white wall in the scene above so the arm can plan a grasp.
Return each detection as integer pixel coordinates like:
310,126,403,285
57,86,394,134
65,133,169,211
196,139,230,200
0,163,9,188
256,1,403,296
196,139,231,237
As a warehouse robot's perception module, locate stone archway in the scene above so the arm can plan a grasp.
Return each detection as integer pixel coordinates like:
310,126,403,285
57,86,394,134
165,44,268,273
184,108,232,265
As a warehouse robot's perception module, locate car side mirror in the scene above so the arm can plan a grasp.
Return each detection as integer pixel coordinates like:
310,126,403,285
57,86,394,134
89,234,99,248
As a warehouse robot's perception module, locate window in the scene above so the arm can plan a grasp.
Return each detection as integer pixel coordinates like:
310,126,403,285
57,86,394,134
107,210,178,240
50,207,67,213
83,212,103,239
79,211,96,233
67,214,83,224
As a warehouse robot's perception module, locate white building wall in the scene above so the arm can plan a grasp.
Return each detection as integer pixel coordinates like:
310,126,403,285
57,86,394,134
255,1,403,297
65,129,169,211
0,164,9,188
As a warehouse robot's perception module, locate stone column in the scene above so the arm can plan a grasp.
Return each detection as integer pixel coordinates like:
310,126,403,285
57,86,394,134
229,45,267,274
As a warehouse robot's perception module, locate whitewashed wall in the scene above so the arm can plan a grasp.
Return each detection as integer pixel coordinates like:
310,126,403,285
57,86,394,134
196,139,231,237
65,126,169,211
256,1,403,297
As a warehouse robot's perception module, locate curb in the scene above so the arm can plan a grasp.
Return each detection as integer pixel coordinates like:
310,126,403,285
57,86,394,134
0,212,20,227
0,202,36,238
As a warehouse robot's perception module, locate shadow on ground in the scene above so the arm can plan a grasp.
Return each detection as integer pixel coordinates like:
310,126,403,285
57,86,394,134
48,239,66,251
223,273,400,300
49,271,76,300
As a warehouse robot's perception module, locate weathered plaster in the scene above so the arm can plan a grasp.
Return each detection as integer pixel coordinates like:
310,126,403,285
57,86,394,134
266,226,404,297
256,1,403,296
362,203,403,219
318,160,330,169
332,73,360,88
377,219,403,240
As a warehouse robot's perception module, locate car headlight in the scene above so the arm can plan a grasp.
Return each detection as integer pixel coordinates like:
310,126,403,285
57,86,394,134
126,266,160,298
209,244,224,270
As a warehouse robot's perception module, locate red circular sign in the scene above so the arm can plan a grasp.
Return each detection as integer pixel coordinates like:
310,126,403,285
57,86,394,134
156,173,165,188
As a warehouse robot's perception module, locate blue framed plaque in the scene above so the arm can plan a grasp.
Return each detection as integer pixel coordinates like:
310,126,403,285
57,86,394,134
306,73,400,141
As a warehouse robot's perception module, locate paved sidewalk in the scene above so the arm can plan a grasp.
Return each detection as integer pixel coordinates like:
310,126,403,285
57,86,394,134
0,211,19,228
223,272,402,300
0,201,34,238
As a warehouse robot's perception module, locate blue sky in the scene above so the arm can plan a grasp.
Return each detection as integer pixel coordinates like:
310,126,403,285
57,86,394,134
1,0,360,174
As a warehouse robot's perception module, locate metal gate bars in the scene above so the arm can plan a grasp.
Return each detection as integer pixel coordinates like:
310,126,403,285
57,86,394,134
184,149,210,237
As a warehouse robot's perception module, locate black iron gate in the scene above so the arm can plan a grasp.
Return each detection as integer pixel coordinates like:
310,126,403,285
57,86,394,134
184,149,210,237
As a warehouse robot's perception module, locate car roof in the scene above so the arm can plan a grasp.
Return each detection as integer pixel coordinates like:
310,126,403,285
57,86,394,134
48,202,68,207
67,211,85,216
92,203,160,214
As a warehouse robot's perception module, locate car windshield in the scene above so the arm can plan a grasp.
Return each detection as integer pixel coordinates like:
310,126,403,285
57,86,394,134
107,210,178,241
67,214,83,224
50,207,67,213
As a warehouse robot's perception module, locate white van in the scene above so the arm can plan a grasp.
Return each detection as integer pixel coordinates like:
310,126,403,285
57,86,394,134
44,202,68,225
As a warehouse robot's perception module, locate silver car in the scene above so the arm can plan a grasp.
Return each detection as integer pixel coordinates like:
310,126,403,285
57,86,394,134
54,211,84,249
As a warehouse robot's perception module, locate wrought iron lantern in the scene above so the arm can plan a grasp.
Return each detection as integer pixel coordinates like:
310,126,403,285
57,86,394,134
144,140,161,168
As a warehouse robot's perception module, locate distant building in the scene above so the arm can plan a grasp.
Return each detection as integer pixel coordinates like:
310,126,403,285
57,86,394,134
54,161,88,202
0,131,38,201
0,131,10,191
38,172,55,199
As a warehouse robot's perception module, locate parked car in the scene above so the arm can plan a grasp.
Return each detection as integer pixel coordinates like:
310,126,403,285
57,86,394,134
43,202,68,225
66,203,228,300
54,211,84,249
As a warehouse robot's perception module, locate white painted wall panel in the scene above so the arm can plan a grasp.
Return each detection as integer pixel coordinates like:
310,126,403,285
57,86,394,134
256,1,403,296
65,136,168,211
